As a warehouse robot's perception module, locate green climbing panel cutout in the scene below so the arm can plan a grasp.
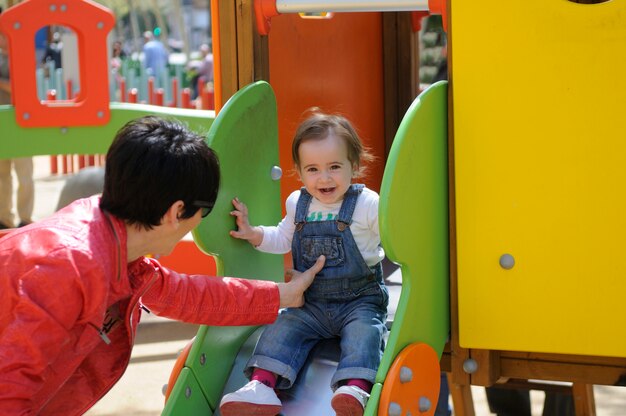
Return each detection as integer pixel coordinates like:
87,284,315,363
367,81,450,415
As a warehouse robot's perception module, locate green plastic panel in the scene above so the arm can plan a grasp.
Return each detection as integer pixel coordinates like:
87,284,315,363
181,325,259,411
367,81,450,415
366,383,382,416
0,103,215,158
170,81,284,414
192,81,283,280
161,368,213,416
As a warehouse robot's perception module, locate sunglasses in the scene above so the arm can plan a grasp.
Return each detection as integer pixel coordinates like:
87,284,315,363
193,200,215,218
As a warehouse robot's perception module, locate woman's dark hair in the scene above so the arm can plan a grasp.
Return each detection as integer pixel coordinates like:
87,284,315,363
100,116,220,229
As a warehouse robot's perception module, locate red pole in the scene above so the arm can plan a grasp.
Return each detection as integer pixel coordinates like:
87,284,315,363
206,83,215,110
196,77,205,97
79,155,86,170
62,154,68,174
148,77,155,104
200,84,210,110
50,156,58,174
197,78,207,109
181,88,192,109
169,78,178,107
88,155,95,166
128,88,138,103
119,77,127,103
66,79,73,100
155,88,164,107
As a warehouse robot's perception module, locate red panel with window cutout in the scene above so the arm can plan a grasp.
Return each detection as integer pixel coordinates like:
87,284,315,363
0,0,114,127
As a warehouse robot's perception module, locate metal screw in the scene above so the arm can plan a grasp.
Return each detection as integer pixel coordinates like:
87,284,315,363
97,21,104,29
463,358,478,374
399,366,413,383
13,22,21,30
49,4,57,12
388,402,402,416
185,386,192,398
418,396,431,412
499,253,515,270
60,127,68,134
60,4,67,11
97,111,104,118
200,353,206,365
23,112,30,120
270,165,282,180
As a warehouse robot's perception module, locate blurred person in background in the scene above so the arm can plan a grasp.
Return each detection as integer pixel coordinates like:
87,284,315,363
142,29,169,88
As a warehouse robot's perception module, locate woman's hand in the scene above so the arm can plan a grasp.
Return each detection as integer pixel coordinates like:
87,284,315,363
277,255,325,308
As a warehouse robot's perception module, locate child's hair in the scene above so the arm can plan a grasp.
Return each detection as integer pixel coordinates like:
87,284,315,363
292,109,374,178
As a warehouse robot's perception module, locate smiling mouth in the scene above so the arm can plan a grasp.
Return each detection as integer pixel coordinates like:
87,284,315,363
319,187,335,195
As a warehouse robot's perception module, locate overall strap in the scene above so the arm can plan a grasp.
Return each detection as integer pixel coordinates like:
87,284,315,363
336,184,364,230
294,187,313,230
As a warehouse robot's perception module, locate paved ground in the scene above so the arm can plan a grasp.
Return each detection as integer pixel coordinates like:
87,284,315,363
26,156,626,415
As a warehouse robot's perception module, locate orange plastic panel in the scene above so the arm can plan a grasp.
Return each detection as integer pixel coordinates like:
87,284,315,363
428,0,447,31
269,13,386,197
0,0,114,127
163,339,194,404
254,0,279,36
157,240,217,276
379,343,440,416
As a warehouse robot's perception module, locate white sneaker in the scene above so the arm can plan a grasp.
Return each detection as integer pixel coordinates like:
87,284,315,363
331,385,370,416
219,380,282,416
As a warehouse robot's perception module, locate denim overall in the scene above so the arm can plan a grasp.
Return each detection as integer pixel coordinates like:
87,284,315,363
245,184,388,390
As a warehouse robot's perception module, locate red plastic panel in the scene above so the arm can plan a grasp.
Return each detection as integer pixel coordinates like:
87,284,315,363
0,0,114,127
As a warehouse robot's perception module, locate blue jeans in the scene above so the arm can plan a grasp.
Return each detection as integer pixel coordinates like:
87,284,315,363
245,289,388,390
435,372,452,416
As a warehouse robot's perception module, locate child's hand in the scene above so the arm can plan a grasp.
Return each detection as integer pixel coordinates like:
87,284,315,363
229,197,263,246
278,255,325,308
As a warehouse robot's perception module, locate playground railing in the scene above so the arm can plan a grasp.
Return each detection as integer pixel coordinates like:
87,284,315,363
40,59,215,175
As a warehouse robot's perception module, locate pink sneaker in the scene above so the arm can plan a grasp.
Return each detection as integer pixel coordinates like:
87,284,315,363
331,385,370,416
219,380,282,416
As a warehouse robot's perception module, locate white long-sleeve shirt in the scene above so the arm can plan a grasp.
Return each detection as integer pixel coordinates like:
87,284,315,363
257,187,385,266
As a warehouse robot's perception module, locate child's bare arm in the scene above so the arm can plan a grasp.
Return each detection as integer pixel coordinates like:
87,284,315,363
229,197,264,247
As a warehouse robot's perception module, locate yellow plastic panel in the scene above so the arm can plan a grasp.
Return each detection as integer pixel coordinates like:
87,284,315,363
452,0,626,357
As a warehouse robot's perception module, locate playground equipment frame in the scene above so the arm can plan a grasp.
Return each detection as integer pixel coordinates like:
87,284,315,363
211,2,626,415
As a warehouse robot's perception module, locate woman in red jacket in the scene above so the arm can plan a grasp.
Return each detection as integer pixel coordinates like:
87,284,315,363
0,116,324,415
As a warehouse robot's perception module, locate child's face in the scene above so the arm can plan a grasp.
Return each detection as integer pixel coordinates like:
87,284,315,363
297,134,355,205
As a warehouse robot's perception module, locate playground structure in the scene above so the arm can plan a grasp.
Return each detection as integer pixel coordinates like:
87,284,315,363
1,0,625,415
41,59,214,175
25,12,215,176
